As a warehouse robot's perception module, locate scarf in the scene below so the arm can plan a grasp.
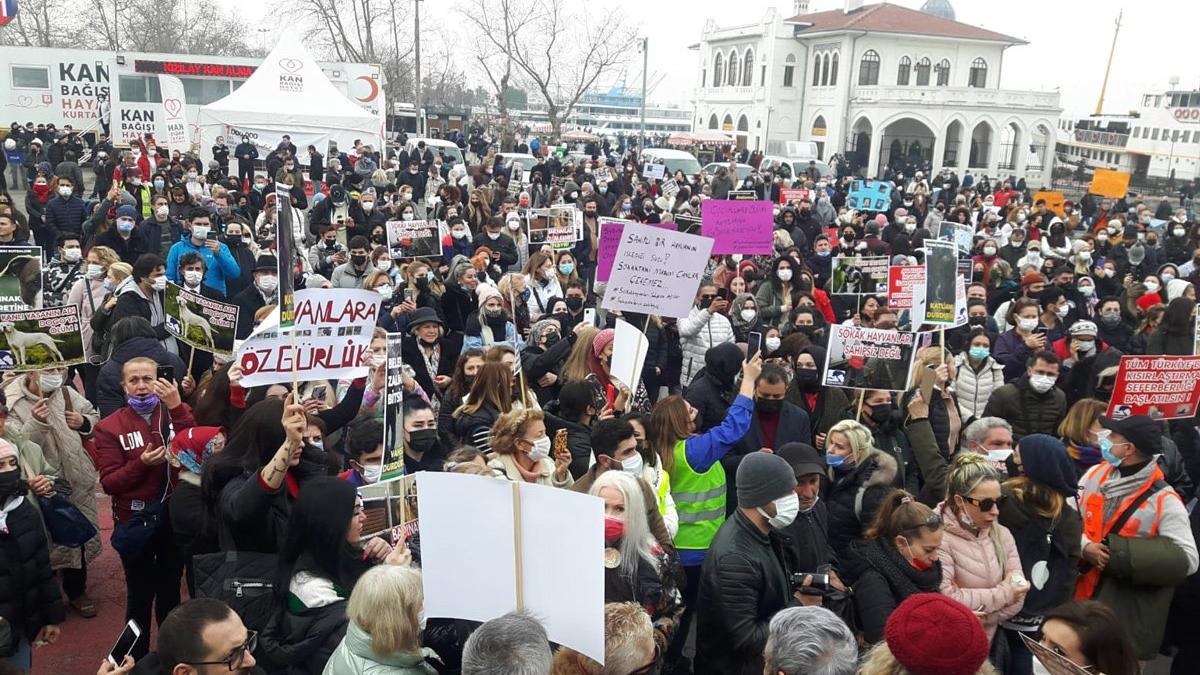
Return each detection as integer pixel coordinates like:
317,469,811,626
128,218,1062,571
0,495,25,534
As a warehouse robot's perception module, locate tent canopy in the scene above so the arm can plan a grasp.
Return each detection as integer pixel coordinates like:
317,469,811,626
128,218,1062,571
197,32,381,166
667,131,734,147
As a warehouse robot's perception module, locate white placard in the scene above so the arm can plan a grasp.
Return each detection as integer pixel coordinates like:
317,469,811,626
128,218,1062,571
611,319,649,392
601,222,715,318
418,472,605,663
235,288,380,387
642,163,666,180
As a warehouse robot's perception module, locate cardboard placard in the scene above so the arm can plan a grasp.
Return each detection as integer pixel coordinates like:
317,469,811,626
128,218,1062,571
780,188,811,205
726,190,757,201
1106,355,1200,421
527,207,583,245
822,325,917,392
1089,168,1131,198
642,163,666,180
358,473,418,545
164,283,239,357
701,199,774,255
829,256,889,295
610,319,649,392
275,183,296,328
601,222,714,318
596,218,675,283
888,265,924,310
1033,190,1066,217
378,331,406,483
914,240,958,326
386,219,443,260
846,180,893,212
0,305,84,371
937,221,975,255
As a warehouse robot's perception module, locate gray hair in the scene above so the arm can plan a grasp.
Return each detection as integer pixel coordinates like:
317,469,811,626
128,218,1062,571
763,607,858,675
461,612,552,675
961,417,1012,453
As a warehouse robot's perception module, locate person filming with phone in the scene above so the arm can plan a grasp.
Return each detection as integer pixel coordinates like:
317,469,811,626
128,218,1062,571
165,208,241,297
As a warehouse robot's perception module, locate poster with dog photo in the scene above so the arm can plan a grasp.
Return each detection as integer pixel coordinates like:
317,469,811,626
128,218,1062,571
0,246,43,311
829,255,889,295
0,305,84,371
164,283,240,357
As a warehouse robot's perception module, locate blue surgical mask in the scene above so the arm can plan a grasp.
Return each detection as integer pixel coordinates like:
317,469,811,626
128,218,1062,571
817,250,830,257
1099,437,1123,467
969,346,990,361
825,452,846,468
153,179,164,190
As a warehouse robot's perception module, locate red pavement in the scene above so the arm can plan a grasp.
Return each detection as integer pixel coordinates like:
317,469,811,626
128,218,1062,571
33,495,186,675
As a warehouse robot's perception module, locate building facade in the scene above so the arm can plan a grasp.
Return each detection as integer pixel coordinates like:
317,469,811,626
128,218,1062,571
692,1,1062,183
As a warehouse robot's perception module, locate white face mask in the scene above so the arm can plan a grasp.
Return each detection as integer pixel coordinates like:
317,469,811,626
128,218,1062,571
451,229,467,240
151,276,168,292
765,336,781,352
191,225,210,240
983,246,996,256
1055,305,1069,318
740,309,757,322
376,284,393,296
39,374,63,392
1162,273,1176,283
507,218,521,231
1145,281,1160,292
487,230,501,240
1029,374,1056,394
257,275,279,293
63,248,82,262
757,492,800,529
361,201,375,212
621,453,644,476
86,263,104,280
375,260,392,273
1018,318,1039,332
361,464,382,484
1174,228,1186,237
527,436,552,461
777,268,793,282
155,205,169,219
57,186,72,198
183,270,203,286
1079,284,1094,297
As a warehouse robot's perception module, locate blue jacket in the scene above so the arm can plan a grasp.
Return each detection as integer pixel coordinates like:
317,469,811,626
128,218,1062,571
165,236,241,296
43,194,89,238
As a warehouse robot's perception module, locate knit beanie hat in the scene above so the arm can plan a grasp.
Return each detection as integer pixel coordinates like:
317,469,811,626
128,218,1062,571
1014,434,1077,497
885,594,990,675
593,328,615,358
1135,291,1162,312
1019,272,1045,288
874,213,888,227
736,452,797,508
476,283,502,308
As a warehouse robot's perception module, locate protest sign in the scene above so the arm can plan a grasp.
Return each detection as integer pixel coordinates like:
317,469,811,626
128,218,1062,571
1195,315,1200,356
0,305,84,371
822,325,916,392
1106,355,1200,421
235,288,380,388
675,214,702,235
913,240,958,326
701,199,774,255
1089,168,1131,198
602,222,714,318
780,188,811,204
379,332,406,483
275,183,296,328
1033,191,1066,217
0,247,42,311
611,319,649,392
829,256,889,295
358,474,419,544
386,219,443,259
642,163,666,180
936,221,975,255
157,75,189,149
726,190,757,201
420,472,605,663
596,218,675,283
888,265,924,310
527,207,582,245
660,179,679,202
846,180,893,212
164,283,239,357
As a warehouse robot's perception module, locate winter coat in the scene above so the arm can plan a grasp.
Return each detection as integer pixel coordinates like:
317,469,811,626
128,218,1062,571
43,194,89,238
0,495,66,650
486,452,573,488
323,622,439,675
953,352,1005,421
260,573,349,675
786,381,851,447
992,328,1036,382
845,537,943,644
67,276,109,362
93,402,194,523
981,376,1067,441
439,285,476,334
936,501,1025,641
694,510,796,675
899,385,961,461
781,499,837,575
905,416,953,507
1146,326,1195,356
233,284,274,340
96,336,188,418
678,307,735,388
683,372,736,435
825,449,900,558
997,484,1082,623
4,376,101,570
401,335,462,403
542,412,593,480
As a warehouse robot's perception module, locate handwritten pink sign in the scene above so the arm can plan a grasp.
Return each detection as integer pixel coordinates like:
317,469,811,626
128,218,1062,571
701,199,774,255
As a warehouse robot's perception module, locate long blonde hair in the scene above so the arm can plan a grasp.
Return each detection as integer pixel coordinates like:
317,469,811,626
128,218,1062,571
561,326,600,384
590,472,658,580
859,642,998,675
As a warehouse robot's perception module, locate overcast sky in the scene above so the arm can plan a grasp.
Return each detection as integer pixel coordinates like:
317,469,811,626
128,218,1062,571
240,0,1198,117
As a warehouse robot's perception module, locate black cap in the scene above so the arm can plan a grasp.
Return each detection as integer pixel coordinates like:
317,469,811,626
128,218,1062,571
1098,415,1162,457
407,307,443,331
776,442,826,478
254,254,278,273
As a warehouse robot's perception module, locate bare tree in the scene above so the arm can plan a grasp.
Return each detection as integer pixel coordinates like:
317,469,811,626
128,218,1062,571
2,0,91,47
109,1,252,56
457,0,523,150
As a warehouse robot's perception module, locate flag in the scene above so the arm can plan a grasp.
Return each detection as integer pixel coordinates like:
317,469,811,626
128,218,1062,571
0,0,18,27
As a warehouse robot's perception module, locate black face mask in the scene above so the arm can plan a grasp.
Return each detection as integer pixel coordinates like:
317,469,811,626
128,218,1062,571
968,316,988,327
351,254,368,266
795,368,821,392
407,428,438,454
225,234,242,246
870,403,895,428
0,470,25,499
542,332,561,348
372,235,386,245
756,397,784,414
565,297,584,312
699,297,714,309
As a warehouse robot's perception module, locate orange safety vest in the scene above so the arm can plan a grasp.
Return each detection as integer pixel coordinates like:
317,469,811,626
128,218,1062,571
1075,461,1175,600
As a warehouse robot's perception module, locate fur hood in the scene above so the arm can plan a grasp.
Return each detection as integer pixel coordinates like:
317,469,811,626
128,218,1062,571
856,447,899,489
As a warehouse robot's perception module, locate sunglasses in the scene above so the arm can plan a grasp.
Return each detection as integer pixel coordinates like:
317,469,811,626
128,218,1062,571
902,512,944,532
962,495,1007,512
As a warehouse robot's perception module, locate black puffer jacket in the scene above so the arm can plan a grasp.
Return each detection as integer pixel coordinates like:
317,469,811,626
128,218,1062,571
981,376,1067,441
0,496,66,653
844,536,942,644
825,449,900,558
695,511,795,675
684,342,742,433
258,596,348,675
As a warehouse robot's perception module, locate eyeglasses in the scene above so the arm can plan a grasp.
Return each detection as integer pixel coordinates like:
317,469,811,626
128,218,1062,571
186,630,257,671
962,495,1007,512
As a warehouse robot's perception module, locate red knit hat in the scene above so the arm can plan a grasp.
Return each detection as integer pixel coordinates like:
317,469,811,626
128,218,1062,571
884,594,990,675
1136,291,1162,312
1019,272,1045,288
593,328,615,357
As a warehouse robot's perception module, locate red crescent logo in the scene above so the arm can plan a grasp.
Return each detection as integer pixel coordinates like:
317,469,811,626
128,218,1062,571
355,75,380,103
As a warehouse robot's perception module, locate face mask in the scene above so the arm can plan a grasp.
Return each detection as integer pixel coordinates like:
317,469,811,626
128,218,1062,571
1099,437,1123,467
559,262,575,275
191,225,210,240
59,247,82,264
869,403,893,427
969,346,990,361
757,397,784,414
487,230,501,240
0,471,23,499
740,309,757,322
361,201,375,212
1097,233,1108,243
757,492,800,529
765,336,781,352
83,263,105,280
901,536,935,571
483,307,504,320
408,428,438,454
1145,281,1160,293
1162,273,1176,283
1018,318,1038,332
151,276,167,292
39,374,63,392
127,393,159,414
621,452,644,477
825,452,847,468
117,219,136,233
254,182,266,192
527,436,552,461
777,268,793,282
565,297,584,312
183,270,203,286
351,254,368,266
153,179,165,190
905,222,916,233
604,516,626,543
1029,374,1056,394
375,260,392,273
1055,305,1069,318
1100,312,1121,327
57,185,73,198
451,229,467,240
257,275,279,293
1174,228,1187,238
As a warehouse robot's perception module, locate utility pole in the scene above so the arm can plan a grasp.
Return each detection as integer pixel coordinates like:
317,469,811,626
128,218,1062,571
1094,9,1122,116
414,0,424,137
639,37,648,152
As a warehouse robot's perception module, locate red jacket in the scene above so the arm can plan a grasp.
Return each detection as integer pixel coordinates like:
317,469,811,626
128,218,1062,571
93,402,195,523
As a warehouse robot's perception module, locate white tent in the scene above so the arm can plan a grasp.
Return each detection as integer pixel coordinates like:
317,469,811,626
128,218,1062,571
197,32,382,168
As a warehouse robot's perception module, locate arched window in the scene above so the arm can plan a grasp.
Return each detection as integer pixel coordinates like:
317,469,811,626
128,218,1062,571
708,114,719,129
935,59,950,86
742,49,754,88
858,50,880,86
712,52,724,87
829,53,839,86
783,53,796,87
915,57,931,86
821,55,830,86
813,53,823,86
897,56,911,85
727,50,739,86
969,58,987,88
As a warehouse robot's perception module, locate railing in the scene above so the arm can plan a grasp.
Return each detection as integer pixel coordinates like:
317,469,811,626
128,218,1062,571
852,86,1061,110
697,86,761,101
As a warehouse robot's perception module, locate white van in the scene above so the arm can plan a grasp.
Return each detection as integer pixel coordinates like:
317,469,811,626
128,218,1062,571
498,152,539,174
641,148,703,177
404,137,465,166
760,155,834,181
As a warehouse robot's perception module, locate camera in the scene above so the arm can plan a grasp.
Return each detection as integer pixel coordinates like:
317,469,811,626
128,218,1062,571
791,572,830,595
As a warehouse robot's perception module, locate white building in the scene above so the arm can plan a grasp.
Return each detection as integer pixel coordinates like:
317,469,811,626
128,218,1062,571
1055,87,1200,181
691,0,1062,182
